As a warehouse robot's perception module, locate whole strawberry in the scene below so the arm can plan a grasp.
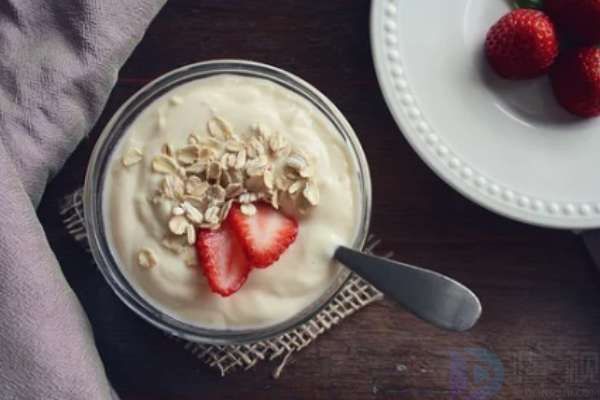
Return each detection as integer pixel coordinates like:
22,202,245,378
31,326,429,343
545,0,600,45
550,47,600,117
485,9,559,79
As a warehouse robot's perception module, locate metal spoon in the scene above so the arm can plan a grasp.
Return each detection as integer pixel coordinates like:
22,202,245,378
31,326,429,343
334,246,482,331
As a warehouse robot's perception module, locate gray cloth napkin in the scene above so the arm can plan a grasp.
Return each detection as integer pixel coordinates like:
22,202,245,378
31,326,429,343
0,1,165,399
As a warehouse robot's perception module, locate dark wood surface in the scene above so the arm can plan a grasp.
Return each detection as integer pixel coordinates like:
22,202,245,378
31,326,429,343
38,1,600,399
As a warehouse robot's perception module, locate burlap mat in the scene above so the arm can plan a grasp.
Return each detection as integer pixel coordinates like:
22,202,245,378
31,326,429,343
60,189,384,376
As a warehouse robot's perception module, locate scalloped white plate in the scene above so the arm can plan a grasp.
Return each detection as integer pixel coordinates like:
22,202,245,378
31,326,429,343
371,0,600,229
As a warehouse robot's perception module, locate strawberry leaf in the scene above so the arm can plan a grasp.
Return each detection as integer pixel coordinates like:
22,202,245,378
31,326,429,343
513,0,544,9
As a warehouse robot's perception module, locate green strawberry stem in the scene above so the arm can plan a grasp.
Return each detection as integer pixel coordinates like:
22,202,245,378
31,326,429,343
513,0,544,9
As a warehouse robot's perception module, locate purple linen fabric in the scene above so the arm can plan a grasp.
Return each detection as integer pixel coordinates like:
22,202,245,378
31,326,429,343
0,1,166,398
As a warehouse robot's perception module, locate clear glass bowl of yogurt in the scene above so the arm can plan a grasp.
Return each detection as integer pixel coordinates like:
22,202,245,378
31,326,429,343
84,60,372,345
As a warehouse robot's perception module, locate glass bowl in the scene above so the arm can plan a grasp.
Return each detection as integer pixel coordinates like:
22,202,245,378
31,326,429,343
84,60,372,345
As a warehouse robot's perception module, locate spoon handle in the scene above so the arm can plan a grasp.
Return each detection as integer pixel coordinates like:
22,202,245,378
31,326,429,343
334,246,482,331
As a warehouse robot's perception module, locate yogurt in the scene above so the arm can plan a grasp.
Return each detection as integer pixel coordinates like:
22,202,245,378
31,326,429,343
103,74,362,329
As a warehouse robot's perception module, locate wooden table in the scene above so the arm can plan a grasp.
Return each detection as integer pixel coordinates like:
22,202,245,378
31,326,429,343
38,1,600,399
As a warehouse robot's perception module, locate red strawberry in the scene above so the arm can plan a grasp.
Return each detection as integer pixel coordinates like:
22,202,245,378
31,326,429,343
228,203,298,268
545,0,600,45
195,220,251,297
550,47,600,117
485,9,559,79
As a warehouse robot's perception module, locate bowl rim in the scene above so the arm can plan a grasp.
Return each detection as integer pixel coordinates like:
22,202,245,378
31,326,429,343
83,59,372,345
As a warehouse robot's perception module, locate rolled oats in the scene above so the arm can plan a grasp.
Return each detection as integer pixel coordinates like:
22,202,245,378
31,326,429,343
285,168,301,180
225,182,244,199
270,190,280,209
225,140,244,152
227,153,237,169
229,169,244,184
220,170,232,187
182,202,204,224
240,203,257,216
149,119,319,239
186,224,196,245
206,161,222,183
206,184,226,203
200,136,224,151
302,180,320,206
288,180,304,195
186,161,207,176
299,163,314,178
185,176,209,197
188,133,201,145
122,148,143,167
169,215,189,235
161,143,174,157
207,116,233,140
204,205,220,224
220,199,233,220
200,146,218,160
248,137,265,158
285,151,311,177
246,156,268,177
161,175,184,200
234,149,247,170
183,195,209,211
263,189,279,209
275,175,292,191
268,132,287,153
263,169,274,190
172,206,185,216
176,145,202,165
246,143,257,159
254,122,272,142
239,192,259,204
152,154,180,175
138,248,158,269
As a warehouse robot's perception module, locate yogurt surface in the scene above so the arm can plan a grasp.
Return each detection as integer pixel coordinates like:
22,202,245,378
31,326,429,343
103,74,362,329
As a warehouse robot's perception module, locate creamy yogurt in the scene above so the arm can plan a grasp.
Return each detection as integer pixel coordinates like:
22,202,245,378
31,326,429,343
104,74,362,329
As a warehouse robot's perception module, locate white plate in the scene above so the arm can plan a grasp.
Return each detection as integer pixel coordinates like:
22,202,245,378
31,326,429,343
371,0,600,229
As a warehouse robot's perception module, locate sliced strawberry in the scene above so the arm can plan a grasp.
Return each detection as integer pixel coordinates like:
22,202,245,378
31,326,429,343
228,202,298,268
195,220,251,297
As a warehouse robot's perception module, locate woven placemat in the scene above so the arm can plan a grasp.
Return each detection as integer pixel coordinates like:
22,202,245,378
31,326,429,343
60,189,385,376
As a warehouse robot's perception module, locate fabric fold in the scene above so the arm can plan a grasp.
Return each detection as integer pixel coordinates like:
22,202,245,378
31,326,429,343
0,1,166,398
